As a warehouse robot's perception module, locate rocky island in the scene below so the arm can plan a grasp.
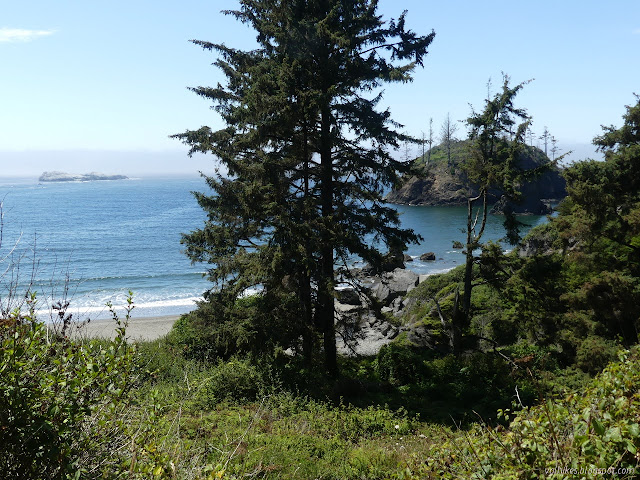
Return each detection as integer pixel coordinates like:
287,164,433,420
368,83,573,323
39,171,128,182
386,140,566,214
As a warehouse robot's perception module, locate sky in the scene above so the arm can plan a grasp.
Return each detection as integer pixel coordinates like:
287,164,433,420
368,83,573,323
1,0,639,177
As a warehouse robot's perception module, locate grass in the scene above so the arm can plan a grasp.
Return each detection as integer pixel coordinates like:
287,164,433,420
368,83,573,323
125,363,450,479
122,340,640,479
111,333,639,479
5,307,639,479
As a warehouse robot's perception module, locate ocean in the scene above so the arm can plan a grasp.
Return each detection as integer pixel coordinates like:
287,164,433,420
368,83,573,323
0,176,546,320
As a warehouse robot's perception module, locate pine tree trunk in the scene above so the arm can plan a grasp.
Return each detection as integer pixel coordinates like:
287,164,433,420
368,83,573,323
318,106,338,376
462,195,475,325
300,122,314,366
300,270,314,366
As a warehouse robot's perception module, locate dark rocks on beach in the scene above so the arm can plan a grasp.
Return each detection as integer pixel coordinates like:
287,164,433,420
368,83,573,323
404,253,413,262
419,252,436,261
335,265,426,356
369,268,419,304
336,287,362,306
335,310,402,356
358,252,413,277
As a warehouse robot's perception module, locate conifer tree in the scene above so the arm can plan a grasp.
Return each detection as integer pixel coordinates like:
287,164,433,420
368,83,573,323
175,0,435,374
440,112,458,167
450,75,533,352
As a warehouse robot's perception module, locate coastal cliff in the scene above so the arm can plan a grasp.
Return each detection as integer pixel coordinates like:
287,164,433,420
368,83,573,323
386,140,566,214
39,171,128,182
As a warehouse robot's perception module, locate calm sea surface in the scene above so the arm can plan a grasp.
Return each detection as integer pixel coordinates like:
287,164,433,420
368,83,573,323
0,176,546,320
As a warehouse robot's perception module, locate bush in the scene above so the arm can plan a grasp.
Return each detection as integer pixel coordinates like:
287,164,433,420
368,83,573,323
374,343,424,386
195,356,274,407
167,293,305,362
0,295,181,479
403,349,640,479
575,335,620,375
0,297,137,478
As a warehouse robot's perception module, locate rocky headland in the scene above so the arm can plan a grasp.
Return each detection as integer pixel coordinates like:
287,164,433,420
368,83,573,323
39,171,129,182
385,140,566,215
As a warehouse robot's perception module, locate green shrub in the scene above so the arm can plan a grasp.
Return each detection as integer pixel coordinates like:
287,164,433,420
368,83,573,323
375,343,424,385
575,335,620,375
167,293,305,362
0,295,181,479
0,297,137,478
195,356,274,407
403,349,640,479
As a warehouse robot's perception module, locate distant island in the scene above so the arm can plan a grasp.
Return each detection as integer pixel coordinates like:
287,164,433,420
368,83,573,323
39,171,129,182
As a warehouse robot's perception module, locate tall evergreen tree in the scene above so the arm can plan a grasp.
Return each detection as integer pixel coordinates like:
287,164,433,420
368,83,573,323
449,75,533,352
540,126,551,156
174,0,434,374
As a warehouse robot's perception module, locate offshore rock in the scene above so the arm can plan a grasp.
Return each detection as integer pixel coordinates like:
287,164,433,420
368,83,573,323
39,171,128,182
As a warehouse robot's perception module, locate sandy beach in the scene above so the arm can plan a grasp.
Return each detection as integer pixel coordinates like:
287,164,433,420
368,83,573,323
76,314,181,341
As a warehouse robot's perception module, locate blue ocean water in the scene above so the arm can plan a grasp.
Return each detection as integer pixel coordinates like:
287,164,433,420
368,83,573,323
0,176,546,320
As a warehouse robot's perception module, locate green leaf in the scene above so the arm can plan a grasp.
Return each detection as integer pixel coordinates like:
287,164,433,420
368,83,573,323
582,440,596,456
604,426,622,443
592,418,605,436
626,440,637,455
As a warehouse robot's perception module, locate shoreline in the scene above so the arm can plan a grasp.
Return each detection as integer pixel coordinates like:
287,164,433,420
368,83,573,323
74,314,181,341
64,266,441,342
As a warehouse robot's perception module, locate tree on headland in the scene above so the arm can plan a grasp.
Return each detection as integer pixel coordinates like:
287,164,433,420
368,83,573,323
174,0,434,375
426,117,434,165
440,112,458,167
526,124,536,147
540,126,551,156
550,135,559,160
402,138,414,163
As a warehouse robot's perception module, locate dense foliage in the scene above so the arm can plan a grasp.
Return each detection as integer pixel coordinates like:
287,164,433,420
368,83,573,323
401,348,640,479
399,96,640,382
0,298,181,479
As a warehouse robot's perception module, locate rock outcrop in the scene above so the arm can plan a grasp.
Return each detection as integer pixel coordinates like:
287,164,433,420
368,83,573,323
335,267,423,356
369,268,419,304
39,171,128,182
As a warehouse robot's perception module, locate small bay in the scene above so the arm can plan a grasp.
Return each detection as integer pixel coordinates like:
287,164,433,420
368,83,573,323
0,176,546,319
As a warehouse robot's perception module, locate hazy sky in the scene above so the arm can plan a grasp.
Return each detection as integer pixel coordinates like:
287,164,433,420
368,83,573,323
2,0,639,176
